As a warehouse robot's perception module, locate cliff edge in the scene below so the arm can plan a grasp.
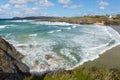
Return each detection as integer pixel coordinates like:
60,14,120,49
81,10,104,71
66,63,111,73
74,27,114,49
0,37,30,80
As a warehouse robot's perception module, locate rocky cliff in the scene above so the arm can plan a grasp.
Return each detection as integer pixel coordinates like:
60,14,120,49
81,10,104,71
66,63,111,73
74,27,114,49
0,37,30,80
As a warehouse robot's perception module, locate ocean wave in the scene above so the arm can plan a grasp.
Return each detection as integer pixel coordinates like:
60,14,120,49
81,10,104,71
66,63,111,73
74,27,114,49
56,29,62,32
3,24,120,73
48,29,62,34
72,25,77,28
0,25,16,29
28,34,37,37
8,20,33,22
32,21,74,26
60,48,77,62
47,26,76,34
66,26,120,70
64,27,71,30
0,25,6,29
69,42,120,70
48,31,55,34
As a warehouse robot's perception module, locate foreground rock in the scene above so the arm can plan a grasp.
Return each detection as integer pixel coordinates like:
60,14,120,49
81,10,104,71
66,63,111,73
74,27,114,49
0,37,30,80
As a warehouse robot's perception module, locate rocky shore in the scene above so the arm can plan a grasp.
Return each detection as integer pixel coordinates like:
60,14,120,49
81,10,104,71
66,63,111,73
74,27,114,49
0,37,30,80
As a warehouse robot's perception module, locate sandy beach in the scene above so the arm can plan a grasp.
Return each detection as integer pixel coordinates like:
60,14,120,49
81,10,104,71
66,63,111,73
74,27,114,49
82,26,120,68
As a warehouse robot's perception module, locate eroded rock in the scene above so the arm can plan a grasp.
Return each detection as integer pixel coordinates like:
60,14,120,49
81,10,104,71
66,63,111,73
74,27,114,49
0,37,30,80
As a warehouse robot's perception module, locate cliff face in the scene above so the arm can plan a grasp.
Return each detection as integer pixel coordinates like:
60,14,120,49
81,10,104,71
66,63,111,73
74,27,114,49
0,37,30,80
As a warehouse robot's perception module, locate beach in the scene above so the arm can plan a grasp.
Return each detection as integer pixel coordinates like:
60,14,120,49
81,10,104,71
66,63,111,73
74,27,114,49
82,26,120,68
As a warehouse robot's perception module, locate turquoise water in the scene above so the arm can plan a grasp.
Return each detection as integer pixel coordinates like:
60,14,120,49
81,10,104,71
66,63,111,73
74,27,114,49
0,20,120,72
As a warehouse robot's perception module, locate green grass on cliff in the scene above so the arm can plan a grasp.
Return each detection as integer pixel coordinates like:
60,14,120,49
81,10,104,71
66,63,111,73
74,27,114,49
24,67,120,80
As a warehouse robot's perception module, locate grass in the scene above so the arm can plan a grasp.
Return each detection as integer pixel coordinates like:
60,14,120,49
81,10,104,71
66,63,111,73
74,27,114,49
43,14,120,25
24,67,120,80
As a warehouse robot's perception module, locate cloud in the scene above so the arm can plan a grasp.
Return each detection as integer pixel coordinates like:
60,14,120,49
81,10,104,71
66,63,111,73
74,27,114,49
0,3,41,17
35,0,54,7
14,4,41,16
63,4,82,9
9,0,36,4
1,4,11,10
0,3,13,17
10,0,54,7
58,0,71,4
97,0,109,10
0,0,55,18
0,3,12,14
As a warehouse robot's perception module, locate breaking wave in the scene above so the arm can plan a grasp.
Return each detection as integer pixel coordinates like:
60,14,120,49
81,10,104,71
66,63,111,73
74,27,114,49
0,25,6,29
1,21,120,73
32,21,77,26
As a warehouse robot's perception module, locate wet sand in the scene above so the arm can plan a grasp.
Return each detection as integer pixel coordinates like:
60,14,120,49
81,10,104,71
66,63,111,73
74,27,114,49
82,26,120,68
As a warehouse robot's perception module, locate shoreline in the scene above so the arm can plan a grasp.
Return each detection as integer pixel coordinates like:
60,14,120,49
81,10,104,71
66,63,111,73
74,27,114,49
81,26,120,69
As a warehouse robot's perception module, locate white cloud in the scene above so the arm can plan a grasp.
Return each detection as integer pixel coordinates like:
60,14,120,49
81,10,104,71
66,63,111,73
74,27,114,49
1,4,11,10
35,0,54,7
0,0,55,18
0,3,12,14
63,4,82,9
14,4,41,16
63,5,69,8
97,0,109,10
9,0,36,4
99,6,105,10
10,0,54,7
0,3,13,17
0,3,41,18
58,0,71,4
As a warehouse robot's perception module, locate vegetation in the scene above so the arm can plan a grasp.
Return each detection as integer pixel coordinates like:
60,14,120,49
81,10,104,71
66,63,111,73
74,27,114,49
105,14,120,25
35,14,120,25
24,67,120,80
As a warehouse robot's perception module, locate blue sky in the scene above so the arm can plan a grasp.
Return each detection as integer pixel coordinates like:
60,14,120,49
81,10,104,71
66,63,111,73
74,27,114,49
0,0,120,18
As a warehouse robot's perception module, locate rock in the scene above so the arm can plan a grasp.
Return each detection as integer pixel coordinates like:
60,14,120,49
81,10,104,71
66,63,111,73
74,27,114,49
0,37,30,80
35,60,39,65
45,54,54,60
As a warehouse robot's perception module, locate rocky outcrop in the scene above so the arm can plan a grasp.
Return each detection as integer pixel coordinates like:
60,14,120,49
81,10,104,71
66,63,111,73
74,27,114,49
0,37,30,80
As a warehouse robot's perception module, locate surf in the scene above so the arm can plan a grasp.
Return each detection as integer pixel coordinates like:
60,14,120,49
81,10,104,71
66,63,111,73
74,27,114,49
0,20,120,73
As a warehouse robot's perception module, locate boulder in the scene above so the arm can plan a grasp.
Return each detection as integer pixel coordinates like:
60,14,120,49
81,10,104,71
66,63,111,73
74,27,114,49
0,37,30,80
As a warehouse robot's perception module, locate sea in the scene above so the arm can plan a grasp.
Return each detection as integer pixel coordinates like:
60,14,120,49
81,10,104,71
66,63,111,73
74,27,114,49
0,20,120,72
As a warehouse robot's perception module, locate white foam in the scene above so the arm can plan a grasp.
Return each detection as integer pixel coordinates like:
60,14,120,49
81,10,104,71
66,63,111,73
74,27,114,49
48,31,55,34
72,25,77,28
9,20,33,22
56,29,61,32
16,44,28,47
4,24,120,73
66,26,120,70
32,21,73,26
69,42,120,70
0,25,6,29
48,29,62,34
60,48,77,62
28,34,37,37
64,27,71,30
0,25,16,29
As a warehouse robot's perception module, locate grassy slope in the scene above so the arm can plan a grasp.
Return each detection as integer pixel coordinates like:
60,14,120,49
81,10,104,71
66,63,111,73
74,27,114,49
24,67,120,80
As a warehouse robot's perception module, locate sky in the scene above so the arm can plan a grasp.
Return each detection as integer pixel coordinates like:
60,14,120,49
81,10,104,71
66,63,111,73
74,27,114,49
0,0,120,18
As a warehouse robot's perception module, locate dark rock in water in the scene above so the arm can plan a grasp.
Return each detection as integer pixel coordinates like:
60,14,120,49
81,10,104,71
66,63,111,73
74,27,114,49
0,37,30,80
45,54,54,60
